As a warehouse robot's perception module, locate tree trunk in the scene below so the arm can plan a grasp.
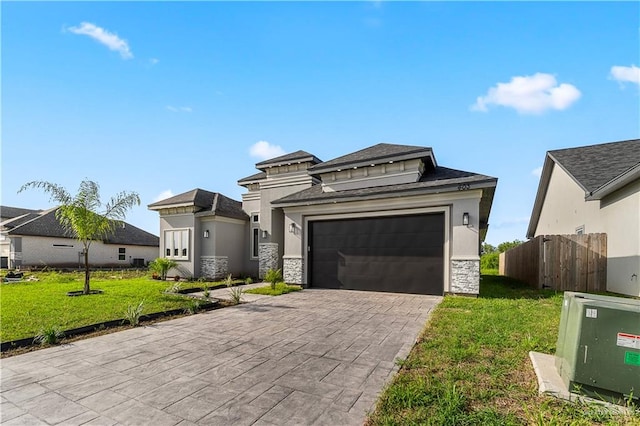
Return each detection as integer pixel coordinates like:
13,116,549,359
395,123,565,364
83,247,90,294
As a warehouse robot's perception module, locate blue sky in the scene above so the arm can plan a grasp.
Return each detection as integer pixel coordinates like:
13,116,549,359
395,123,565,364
2,1,638,246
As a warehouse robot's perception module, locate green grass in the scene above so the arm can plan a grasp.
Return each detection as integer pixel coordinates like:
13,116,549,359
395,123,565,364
0,271,194,342
367,275,640,426
244,282,302,296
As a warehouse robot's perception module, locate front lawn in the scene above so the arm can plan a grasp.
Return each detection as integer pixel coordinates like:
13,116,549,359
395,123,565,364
244,282,302,296
367,275,639,425
0,271,194,342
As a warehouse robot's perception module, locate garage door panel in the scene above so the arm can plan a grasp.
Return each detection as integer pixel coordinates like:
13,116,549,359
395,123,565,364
310,214,444,295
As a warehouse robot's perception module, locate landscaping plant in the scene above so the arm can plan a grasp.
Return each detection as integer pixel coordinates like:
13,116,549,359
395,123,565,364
148,257,178,281
33,326,65,346
123,300,145,327
264,268,283,290
18,179,140,295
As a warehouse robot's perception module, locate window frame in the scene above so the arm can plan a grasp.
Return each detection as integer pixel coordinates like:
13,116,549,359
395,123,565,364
164,228,190,260
250,212,260,260
118,247,126,261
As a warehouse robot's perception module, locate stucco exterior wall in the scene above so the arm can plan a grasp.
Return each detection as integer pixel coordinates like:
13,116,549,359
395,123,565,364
212,218,246,277
534,165,640,296
282,189,483,294
159,213,196,278
12,236,157,268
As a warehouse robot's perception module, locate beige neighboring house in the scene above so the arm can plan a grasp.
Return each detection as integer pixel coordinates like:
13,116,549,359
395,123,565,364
0,206,159,270
527,138,640,297
149,143,498,296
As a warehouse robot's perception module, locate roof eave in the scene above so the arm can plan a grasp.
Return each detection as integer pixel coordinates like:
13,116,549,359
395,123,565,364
148,202,194,211
308,150,435,175
526,155,555,238
273,177,497,208
585,163,640,200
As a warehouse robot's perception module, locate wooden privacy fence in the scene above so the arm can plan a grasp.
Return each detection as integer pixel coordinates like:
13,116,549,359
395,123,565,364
499,233,607,292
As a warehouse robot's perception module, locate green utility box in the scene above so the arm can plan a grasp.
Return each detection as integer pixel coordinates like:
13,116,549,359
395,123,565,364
555,292,640,403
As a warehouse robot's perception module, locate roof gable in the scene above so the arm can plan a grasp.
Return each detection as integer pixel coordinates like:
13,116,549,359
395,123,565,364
549,139,640,194
308,143,436,175
148,188,247,220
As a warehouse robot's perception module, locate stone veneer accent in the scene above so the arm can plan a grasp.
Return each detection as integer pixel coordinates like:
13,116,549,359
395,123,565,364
283,257,303,285
200,256,228,280
450,259,480,295
258,243,279,279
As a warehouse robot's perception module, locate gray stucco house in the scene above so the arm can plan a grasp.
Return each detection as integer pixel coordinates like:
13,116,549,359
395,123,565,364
149,143,497,296
527,138,640,297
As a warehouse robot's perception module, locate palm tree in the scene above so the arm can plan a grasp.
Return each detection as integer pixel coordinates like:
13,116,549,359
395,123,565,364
19,179,140,295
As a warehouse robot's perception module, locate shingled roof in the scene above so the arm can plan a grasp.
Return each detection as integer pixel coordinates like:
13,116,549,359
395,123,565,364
237,171,267,185
308,143,436,175
1,206,41,220
273,166,496,205
527,138,640,238
148,188,248,221
2,208,159,246
255,150,322,170
549,139,640,195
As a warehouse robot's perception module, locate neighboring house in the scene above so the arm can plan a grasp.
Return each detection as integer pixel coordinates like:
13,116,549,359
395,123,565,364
0,206,159,269
527,138,640,297
150,143,497,296
0,207,42,268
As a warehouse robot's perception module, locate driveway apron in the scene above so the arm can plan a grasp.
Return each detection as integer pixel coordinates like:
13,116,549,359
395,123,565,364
1,289,442,425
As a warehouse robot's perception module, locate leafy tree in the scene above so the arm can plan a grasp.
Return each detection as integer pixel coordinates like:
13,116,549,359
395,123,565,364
482,243,497,255
497,240,524,253
19,179,140,294
149,258,178,281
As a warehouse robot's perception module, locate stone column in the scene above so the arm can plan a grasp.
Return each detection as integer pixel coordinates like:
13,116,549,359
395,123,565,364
450,259,480,295
258,243,279,279
200,256,229,280
283,256,303,284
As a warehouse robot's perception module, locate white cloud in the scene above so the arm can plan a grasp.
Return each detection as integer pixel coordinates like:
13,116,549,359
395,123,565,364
471,73,581,114
154,190,173,202
150,58,159,65
67,22,133,59
249,141,286,160
166,105,192,113
531,166,543,178
610,65,640,85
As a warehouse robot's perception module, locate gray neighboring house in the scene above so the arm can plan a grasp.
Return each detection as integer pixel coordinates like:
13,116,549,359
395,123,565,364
150,143,497,296
527,138,640,297
0,206,159,269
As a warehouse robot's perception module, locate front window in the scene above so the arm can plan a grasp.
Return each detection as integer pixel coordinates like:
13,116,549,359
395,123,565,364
250,212,260,259
164,229,190,260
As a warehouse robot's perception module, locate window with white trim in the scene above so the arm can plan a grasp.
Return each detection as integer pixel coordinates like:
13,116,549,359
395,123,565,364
250,213,259,259
164,229,190,260
118,247,126,261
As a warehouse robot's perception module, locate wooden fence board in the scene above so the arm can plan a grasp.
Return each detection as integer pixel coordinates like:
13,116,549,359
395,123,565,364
500,233,607,292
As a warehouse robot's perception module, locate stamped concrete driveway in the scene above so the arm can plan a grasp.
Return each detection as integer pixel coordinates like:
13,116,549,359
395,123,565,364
1,289,442,426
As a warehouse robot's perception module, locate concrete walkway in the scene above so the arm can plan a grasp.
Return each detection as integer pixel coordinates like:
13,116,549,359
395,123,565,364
1,289,442,425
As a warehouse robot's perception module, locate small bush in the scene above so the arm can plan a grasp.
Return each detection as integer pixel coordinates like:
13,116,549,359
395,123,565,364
165,282,182,293
203,284,210,299
227,281,243,305
124,301,145,327
148,257,178,281
245,277,253,285
264,268,283,290
33,326,65,345
184,299,201,314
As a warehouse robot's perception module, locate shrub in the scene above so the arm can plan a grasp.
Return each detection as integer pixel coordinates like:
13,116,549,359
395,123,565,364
227,278,243,305
33,326,65,345
203,284,210,299
184,299,201,314
245,277,253,285
264,268,283,290
148,258,178,281
165,282,182,293
124,301,145,327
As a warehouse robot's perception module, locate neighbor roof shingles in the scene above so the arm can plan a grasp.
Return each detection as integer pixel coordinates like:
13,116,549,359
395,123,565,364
549,139,640,194
4,208,159,246
0,206,42,220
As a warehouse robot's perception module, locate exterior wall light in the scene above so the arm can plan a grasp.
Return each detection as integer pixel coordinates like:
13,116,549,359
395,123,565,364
462,212,470,226
262,230,268,239
203,230,209,238
289,223,296,233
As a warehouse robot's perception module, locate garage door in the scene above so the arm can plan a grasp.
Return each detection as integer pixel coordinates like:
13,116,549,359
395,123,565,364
309,213,444,295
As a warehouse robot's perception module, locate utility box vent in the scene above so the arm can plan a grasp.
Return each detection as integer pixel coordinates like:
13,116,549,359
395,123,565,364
555,292,640,404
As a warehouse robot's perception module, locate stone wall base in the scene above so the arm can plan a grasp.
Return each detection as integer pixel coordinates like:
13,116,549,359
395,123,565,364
450,259,480,295
258,243,279,279
200,256,228,280
283,257,303,284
